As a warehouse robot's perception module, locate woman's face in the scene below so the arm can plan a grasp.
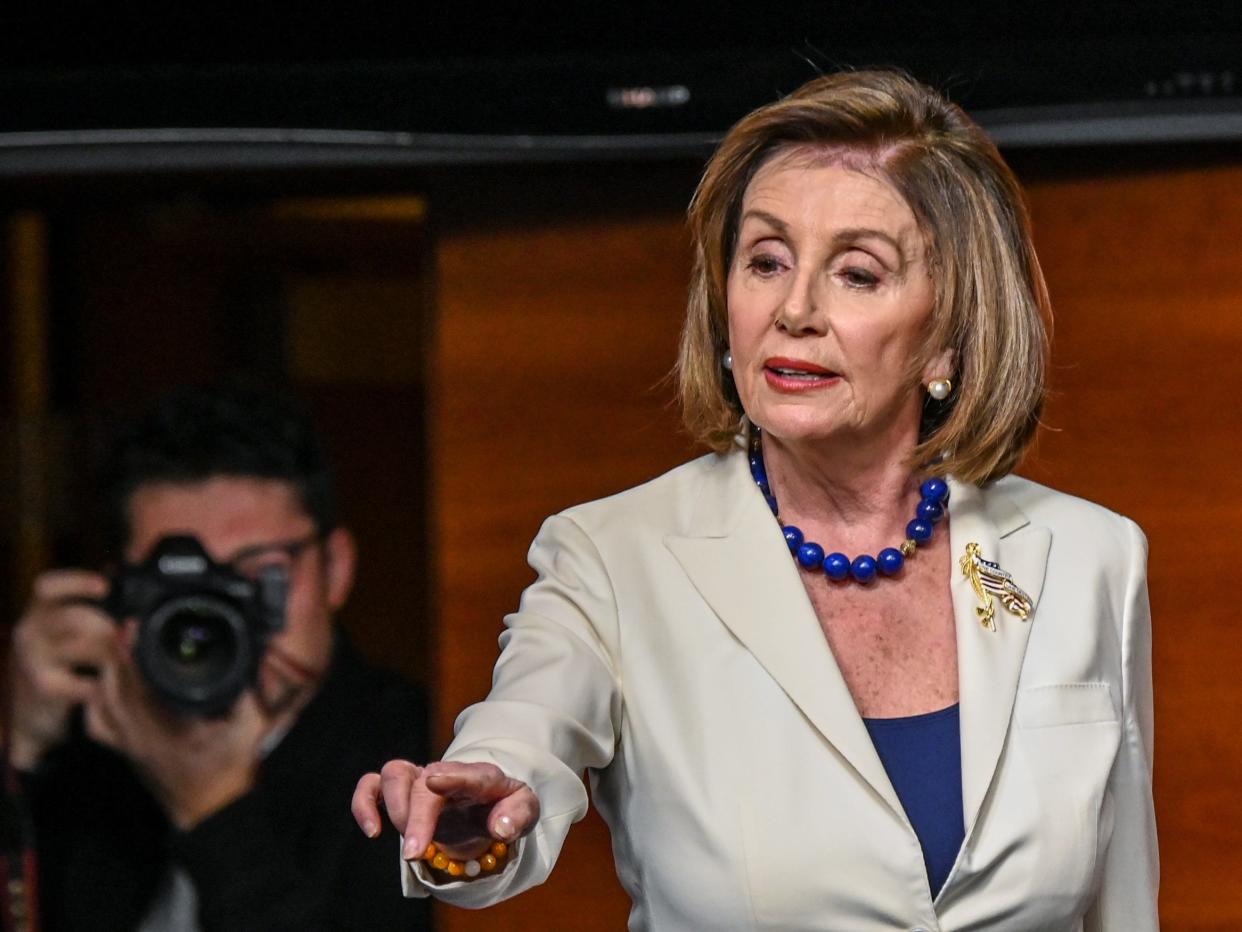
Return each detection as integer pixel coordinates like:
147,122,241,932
726,149,950,451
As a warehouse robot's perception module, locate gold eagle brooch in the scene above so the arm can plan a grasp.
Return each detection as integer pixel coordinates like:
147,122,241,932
960,542,1033,631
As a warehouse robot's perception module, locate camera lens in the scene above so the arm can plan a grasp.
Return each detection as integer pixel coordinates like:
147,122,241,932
160,607,236,681
137,595,252,715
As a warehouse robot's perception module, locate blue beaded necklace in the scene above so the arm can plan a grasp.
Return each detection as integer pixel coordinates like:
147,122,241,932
748,428,950,583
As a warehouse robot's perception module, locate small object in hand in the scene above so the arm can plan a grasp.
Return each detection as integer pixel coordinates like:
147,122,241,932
422,840,510,878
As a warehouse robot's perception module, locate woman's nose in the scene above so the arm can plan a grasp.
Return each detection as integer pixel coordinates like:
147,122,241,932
776,273,828,335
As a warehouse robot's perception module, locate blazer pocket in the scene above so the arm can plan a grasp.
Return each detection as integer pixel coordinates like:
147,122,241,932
1016,682,1117,729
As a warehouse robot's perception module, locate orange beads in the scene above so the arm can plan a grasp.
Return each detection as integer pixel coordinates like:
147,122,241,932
421,839,511,880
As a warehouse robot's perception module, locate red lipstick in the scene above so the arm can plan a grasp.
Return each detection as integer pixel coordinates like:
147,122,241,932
762,357,841,393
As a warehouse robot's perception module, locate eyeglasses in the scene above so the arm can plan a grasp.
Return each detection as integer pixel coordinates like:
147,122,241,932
227,532,322,582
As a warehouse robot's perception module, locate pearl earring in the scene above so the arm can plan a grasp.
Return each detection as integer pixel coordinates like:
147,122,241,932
722,351,733,371
927,377,952,401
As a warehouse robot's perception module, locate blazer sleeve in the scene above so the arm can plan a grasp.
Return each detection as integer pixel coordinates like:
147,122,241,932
401,512,623,907
1084,518,1159,930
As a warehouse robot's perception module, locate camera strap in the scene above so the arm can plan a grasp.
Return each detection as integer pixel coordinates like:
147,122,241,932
0,761,40,932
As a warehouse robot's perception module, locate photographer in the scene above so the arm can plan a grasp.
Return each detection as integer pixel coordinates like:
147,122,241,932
5,384,431,931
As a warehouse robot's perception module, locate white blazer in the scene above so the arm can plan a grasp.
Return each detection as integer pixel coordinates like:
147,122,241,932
402,448,1158,932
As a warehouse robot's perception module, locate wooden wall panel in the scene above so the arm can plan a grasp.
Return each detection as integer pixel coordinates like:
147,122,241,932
1021,164,1242,931
430,161,1242,930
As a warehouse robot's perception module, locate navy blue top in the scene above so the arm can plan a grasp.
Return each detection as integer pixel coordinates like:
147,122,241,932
862,703,965,898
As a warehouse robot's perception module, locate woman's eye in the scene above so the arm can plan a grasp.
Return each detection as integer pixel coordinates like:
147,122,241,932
746,254,785,276
841,266,880,288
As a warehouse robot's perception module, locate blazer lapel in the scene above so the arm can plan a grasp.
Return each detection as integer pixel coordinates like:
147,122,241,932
664,452,907,821
947,478,1051,837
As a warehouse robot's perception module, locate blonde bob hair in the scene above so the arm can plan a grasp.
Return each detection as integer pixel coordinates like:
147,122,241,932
678,69,1049,485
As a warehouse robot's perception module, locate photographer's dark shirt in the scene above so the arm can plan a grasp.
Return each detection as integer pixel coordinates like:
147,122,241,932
18,636,431,932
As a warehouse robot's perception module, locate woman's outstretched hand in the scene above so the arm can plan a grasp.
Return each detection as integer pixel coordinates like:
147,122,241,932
352,760,540,864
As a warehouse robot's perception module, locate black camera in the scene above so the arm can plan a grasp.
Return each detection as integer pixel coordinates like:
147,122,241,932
103,536,287,716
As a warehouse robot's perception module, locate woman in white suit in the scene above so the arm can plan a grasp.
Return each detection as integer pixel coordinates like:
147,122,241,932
353,70,1158,931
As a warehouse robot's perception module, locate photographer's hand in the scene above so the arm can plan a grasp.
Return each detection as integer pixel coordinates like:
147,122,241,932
8,570,114,770
84,622,274,829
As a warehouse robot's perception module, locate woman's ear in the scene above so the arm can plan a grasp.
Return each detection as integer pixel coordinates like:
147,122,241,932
922,346,957,385
322,527,357,611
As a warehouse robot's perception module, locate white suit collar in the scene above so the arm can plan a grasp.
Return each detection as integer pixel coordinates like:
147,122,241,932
664,449,1051,837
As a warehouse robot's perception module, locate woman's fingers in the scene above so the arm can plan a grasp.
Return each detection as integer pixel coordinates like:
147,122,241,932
380,759,424,834
351,759,421,839
422,760,522,804
423,762,540,842
400,761,520,858
423,763,539,842
487,783,541,843
351,772,384,838
401,771,448,860
378,758,456,860
356,759,541,864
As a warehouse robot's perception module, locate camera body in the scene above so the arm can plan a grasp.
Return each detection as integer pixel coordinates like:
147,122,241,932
103,535,287,716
